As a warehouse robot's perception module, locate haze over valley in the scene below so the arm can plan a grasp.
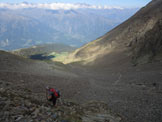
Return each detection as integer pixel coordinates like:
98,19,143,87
0,2,138,50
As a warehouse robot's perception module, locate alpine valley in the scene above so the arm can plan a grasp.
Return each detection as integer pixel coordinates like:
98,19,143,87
0,2,138,50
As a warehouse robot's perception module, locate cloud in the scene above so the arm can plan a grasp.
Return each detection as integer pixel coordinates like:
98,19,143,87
0,3,124,10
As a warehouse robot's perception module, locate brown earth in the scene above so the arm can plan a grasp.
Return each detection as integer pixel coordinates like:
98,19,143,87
0,50,162,122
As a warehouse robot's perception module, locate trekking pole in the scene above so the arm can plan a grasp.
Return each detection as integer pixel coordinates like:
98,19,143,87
46,88,48,100
59,97,63,105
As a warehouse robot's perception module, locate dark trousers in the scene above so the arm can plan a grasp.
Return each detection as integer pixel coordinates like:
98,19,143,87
49,97,57,106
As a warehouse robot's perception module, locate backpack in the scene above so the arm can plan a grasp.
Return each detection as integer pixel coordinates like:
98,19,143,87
49,88,60,98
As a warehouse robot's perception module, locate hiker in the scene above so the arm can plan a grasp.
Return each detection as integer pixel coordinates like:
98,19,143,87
46,86,60,106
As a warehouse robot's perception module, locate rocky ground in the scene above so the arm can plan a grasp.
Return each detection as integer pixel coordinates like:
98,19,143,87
0,79,121,122
0,50,122,122
0,50,162,122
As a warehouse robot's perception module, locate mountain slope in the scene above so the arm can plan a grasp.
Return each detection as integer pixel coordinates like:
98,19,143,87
0,50,121,122
1,41,162,122
64,0,162,67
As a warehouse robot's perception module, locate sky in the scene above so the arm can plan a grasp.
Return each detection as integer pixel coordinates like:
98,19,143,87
0,0,151,8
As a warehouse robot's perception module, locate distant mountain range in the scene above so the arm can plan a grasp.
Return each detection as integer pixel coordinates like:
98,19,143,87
0,3,138,50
